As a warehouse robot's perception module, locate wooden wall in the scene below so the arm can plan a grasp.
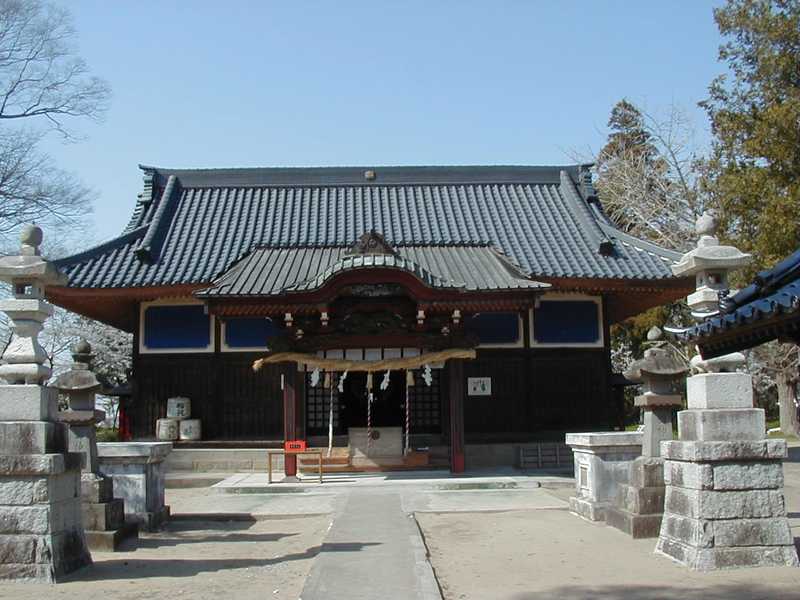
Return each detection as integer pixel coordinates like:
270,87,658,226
129,348,612,441
463,348,612,442
130,353,284,440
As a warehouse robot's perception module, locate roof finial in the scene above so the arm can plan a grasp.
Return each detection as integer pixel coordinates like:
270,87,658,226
20,224,43,256
695,210,718,248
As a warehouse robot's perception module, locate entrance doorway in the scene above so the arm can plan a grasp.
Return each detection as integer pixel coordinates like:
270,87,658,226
340,371,405,428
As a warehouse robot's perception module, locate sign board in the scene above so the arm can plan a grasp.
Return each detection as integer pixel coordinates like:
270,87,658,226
284,440,307,453
467,377,492,396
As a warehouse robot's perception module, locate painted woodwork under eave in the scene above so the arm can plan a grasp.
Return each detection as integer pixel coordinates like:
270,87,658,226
46,274,693,333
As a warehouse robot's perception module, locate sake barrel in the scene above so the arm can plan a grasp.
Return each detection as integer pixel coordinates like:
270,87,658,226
166,396,191,419
156,418,179,441
179,419,202,441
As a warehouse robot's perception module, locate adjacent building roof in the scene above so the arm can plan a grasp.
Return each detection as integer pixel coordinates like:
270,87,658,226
677,249,800,358
54,164,681,292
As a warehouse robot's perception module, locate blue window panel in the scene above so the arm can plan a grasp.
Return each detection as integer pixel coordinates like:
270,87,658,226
534,300,600,344
225,318,279,348
466,312,520,345
143,305,210,349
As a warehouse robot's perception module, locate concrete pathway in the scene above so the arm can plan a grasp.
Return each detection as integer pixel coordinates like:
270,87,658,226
300,490,441,600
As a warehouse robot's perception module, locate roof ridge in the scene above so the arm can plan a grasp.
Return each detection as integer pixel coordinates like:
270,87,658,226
596,222,682,262
142,164,581,189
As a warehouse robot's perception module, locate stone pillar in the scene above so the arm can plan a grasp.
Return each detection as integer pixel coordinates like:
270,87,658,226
565,432,642,522
52,340,138,551
655,371,799,569
606,327,688,538
0,226,91,582
97,442,171,531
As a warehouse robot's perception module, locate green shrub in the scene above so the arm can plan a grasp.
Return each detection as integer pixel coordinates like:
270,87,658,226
96,427,119,442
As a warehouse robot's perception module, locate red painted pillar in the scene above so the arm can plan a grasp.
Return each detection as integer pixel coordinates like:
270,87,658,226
449,359,466,473
283,365,298,477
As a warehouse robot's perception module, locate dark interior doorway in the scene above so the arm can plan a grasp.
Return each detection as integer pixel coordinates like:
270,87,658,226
339,371,405,428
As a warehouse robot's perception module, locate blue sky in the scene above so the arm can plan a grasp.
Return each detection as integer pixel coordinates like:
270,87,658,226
43,1,725,241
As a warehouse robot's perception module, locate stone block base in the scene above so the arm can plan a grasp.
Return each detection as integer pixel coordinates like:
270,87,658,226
82,498,124,531
81,474,114,503
0,530,91,582
0,446,91,582
656,435,798,570
606,456,667,539
605,506,663,539
85,521,138,552
656,535,799,571
133,505,170,532
616,483,665,514
569,496,606,522
678,409,765,442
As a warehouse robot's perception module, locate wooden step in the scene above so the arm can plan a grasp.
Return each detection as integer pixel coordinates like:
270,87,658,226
298,456,350,466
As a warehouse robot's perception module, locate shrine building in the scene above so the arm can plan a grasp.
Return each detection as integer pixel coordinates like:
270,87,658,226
48,164,692,472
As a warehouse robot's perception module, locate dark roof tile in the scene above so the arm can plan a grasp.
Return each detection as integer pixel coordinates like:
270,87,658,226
55,165,681,289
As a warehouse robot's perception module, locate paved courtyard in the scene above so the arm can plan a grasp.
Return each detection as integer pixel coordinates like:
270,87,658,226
0,452,798,599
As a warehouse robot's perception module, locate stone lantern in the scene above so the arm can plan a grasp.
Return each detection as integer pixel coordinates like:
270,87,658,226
671,211,750,372
0,225,91,581
53,340,137,551
625,327,688,458
655,213,799,569
605,327,688,538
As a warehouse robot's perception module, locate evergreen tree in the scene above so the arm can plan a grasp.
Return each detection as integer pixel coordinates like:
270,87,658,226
701,0,800,273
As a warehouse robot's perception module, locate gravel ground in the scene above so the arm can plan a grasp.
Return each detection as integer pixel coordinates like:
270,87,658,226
0,515,330,600
417,452,800,600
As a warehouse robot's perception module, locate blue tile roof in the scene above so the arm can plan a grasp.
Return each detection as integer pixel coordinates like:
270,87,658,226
55,165,681,289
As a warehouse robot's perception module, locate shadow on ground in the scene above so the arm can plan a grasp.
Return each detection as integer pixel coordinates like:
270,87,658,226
119,521,300,549
65,541,381,581
512,584,800,600
67,547,323,581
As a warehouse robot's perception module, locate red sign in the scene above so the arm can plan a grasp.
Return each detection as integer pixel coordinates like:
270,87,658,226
284,440,307,453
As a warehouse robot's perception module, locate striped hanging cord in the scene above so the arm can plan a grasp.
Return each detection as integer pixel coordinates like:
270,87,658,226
366,372,373,454
327,374,335,458
405,370,414,454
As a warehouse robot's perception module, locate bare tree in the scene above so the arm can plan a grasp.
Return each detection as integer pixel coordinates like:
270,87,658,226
593,103,703,252
0,0,109,134
0,0,109,251
0,128,95,248
749,342,800,437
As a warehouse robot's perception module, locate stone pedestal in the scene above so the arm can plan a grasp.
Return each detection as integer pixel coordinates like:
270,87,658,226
54,342,138,551
566,432,642,521
655,372,799,570
97,442,171,531
606,457,667,538
606,392,683,538
0,386,91,581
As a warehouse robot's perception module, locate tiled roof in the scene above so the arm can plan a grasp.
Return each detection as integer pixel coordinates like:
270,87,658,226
196,245,548,297
55,165,681,289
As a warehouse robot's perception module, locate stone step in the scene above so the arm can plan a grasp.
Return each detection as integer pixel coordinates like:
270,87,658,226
518,443,574,469
85,521,139,552
605,506,663,539
615,483,666,515
82,499,125,531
